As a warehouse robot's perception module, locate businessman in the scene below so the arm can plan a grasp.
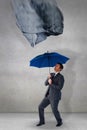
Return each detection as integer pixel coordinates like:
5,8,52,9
36,63,64,127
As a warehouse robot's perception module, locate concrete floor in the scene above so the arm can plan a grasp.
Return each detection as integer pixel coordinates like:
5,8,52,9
0,113,87,130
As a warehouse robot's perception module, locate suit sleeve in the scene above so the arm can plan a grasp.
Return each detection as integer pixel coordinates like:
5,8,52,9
51,75,64,91
44,73,54,86
44,78,50,97
44,78,49,86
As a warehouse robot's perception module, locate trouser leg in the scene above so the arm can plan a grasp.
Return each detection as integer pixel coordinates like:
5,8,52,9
38,97,50,123
50,99,62,123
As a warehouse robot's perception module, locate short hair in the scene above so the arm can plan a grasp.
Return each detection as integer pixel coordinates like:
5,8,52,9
57,63,64,70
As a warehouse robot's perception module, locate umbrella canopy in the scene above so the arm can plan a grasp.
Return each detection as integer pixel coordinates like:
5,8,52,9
30,52,69,72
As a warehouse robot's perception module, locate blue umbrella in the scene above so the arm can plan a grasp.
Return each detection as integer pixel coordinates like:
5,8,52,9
30,52,69,72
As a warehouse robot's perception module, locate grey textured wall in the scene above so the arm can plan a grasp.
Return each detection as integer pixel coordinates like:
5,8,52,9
0,0,87,112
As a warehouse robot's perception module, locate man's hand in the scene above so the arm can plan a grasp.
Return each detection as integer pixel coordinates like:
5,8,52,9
48,79,52,85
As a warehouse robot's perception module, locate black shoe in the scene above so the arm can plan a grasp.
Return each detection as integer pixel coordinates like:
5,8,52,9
56,122,63,127
36,122,45,126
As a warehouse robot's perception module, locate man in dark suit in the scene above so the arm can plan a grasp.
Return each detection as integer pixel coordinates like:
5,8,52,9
36,63,64,127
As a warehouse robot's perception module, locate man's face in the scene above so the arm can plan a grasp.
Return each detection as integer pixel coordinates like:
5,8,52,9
54,64,61,72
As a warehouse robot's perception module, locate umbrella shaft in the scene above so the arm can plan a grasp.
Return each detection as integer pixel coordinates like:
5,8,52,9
49,67,50,73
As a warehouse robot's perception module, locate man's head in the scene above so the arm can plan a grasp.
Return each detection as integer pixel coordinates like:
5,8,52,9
54,63,64,72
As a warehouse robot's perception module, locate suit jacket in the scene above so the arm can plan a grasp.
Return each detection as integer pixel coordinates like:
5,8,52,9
45,73,64,100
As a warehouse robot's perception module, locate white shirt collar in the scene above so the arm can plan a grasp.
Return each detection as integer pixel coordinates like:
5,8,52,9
55,72,59,75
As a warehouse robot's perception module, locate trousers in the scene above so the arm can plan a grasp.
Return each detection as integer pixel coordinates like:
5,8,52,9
38,96,62,123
